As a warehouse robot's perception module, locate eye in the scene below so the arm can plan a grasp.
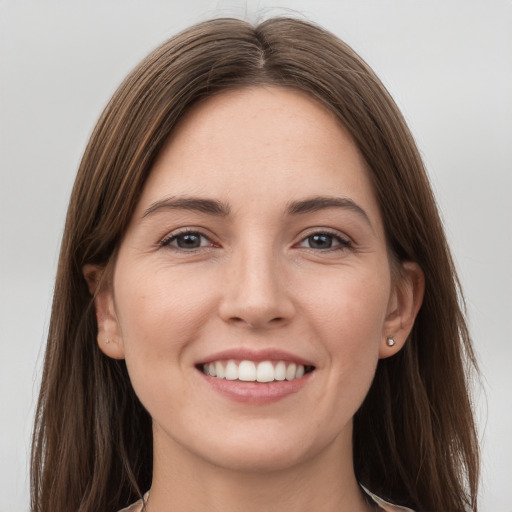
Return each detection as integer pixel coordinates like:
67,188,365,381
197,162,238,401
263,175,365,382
298,232,351,250
161,230,213,250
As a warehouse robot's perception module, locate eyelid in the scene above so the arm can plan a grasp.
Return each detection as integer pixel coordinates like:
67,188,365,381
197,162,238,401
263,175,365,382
160,227,218,249
157,226,352,252
295,228,353,250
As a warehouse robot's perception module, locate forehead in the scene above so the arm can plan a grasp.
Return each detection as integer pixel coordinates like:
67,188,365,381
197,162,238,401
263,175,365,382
156,86,360,176
135,86,382,229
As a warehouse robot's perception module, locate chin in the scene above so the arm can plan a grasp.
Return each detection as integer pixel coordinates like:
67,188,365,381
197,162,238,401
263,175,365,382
219,445,305,473
178,421,344,475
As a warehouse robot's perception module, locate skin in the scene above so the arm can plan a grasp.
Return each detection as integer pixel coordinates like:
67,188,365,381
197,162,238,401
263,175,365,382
85,87,424,512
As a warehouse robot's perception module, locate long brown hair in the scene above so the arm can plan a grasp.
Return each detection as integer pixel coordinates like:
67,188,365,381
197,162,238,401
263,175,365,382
31,17,479,512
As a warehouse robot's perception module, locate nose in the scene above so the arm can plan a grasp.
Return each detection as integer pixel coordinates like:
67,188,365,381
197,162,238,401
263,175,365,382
218,246,295,329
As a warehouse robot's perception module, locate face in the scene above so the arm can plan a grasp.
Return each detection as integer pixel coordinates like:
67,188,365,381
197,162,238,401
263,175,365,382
93,87,419,474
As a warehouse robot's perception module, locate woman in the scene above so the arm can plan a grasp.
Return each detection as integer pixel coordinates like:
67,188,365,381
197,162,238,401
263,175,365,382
31,17,479,512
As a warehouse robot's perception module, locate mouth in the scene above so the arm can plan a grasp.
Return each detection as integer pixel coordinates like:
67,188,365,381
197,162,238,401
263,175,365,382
197,359,315,383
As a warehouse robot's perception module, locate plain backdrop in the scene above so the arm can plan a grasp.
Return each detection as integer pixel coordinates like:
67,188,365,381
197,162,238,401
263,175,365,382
1,1,511,511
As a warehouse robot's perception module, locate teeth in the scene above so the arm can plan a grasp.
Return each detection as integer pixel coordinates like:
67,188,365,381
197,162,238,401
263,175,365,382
215,361,225,379
225,360,238,380
238,361,256,381
285,363,296,381
274,361,286,381
256,361,274,382
202,359,309,382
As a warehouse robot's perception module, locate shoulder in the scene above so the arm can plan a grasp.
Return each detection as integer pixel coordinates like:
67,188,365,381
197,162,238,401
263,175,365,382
117,492,148,512
118,488,413,512
117,501,142,512
362,485,416,512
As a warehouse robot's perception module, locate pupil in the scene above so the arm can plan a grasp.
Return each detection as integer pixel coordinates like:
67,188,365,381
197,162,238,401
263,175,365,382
178,234,200,248
310,234,332,249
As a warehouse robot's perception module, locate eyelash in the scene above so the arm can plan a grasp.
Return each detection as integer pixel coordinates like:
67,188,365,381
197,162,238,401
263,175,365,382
296,230,352,252
160,229,216,251
160,228,352,252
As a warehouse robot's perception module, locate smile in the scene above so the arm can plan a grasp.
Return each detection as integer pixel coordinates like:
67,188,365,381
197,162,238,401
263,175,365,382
200,360,315,382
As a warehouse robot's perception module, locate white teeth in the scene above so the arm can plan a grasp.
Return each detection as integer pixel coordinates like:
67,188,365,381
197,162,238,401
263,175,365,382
225,360,239,380
274,361,286,381
238,360,256,381
256,361,274,382
215,361,225,379
202,359,310,382
285,363,297,381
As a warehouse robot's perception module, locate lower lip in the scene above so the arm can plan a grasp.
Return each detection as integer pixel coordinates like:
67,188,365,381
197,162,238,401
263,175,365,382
199,371,313,404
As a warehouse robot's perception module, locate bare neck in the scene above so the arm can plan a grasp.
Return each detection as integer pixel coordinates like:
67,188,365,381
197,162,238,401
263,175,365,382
147,428,373,512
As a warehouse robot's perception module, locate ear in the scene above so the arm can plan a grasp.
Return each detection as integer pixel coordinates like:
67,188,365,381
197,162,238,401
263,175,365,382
379,261,425,359
83,264,125,360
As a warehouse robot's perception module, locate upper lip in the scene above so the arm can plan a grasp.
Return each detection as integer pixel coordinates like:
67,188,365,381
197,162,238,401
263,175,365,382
197,348,315,367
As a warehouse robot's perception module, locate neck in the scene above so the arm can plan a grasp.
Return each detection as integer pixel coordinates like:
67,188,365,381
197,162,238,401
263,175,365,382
147,425,373,512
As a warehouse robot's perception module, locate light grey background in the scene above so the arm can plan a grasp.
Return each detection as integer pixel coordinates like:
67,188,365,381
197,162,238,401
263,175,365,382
1,1,510,511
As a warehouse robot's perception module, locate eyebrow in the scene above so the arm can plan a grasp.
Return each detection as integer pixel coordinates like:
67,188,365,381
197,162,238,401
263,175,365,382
286,196,372,227
142,196,230,218
142,194,372,227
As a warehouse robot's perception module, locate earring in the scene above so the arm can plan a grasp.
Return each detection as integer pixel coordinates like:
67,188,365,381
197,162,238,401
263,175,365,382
386,336,395,347
105,338,110,344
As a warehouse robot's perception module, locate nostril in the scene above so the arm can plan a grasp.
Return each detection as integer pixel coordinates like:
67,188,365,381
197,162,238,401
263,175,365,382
228,315,286,328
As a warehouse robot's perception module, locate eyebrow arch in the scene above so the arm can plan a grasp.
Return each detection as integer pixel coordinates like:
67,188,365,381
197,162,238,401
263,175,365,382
142,196,231,218
286,196,372,227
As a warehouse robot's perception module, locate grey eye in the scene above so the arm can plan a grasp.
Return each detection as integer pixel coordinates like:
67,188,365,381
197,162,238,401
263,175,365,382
175,233,203,248
163,231,211,250
307,234,334,249
297,232,351,251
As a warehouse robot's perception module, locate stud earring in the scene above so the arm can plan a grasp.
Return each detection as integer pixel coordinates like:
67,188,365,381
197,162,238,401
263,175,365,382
105,338,110,344
386,336,395,347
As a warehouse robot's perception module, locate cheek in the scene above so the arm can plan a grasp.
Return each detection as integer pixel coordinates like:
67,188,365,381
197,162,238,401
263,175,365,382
301,264,390,382
306,265,390,340
317,277,387,419
112,261,218,374
112,264,214,414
